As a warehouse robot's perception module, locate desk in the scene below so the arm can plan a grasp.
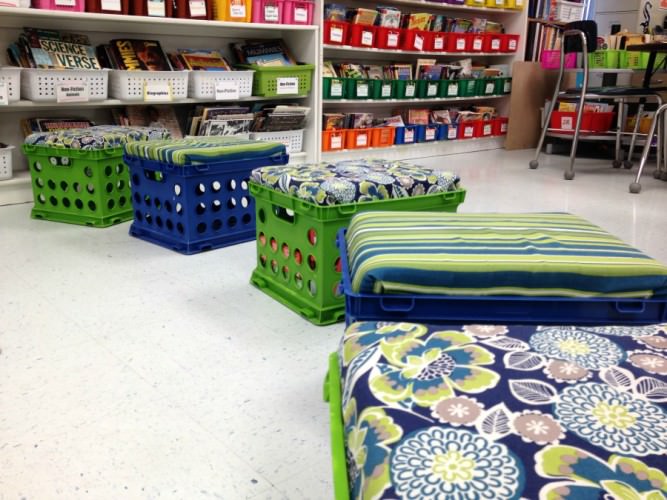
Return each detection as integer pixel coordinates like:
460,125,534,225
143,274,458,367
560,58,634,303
626,42,667,88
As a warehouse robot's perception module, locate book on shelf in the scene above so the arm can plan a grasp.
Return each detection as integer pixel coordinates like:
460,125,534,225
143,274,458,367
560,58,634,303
8,28,101,69
20,117,95,136
231,40,296,67
107,39,172,71
177,49,231,71
112,106,182,138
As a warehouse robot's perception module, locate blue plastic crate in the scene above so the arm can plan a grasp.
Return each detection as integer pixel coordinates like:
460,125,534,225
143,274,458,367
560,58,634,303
337,228,667,326
394,125,419,145
417,124,441,143
124,152,288,254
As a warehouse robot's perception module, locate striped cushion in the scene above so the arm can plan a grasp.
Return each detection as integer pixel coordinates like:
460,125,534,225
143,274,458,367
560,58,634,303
346,212,667,298
124,137,286,166
25,125,171,150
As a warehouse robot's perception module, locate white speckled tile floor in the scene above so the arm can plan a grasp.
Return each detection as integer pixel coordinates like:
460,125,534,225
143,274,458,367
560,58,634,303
1,148,666,500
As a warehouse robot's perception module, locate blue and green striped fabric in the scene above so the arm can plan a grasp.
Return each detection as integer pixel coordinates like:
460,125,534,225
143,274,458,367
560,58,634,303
346,212,667,298
124,137,286,166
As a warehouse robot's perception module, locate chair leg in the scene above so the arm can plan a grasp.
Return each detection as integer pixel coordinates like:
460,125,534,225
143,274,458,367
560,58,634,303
530,97,558,170
613,99,624,168
630,103,667,193
625,102,645,168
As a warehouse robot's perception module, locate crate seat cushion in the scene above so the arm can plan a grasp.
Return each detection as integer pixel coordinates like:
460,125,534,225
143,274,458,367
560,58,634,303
337,320,667,500
124,137,287,166
250,159,461,206
24,125,171,150
346,212,667,298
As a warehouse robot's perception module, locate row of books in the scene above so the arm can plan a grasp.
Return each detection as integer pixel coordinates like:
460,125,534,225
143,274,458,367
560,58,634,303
7,28,298,71
186,104,309,136
323,105,498,130
324,59,510,81
324,3,505,33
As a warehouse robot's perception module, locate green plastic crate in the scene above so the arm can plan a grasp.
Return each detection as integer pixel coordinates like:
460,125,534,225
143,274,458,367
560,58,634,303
236,63,314,97
322,77,347,99
344,78,374,99
496,77,512,95
588,49,620,69
642,51,667,69
394,80,418,99
476,78,498,96
370,79,395,99
416,80,440,98
324,352,349,500
457,78,478,97
249,182,466,325
439,79,461,98
620,50,647,69
23,145,133,227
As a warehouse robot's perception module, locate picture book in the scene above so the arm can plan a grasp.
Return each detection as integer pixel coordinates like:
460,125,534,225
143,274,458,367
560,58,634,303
177,49,231,71
109,39,172,71
234,40,296,67
323,113,345,130
204,117,253,136
404,13,432,31
365,65,384,80
14,28,101,69
323,61,338,78
124,105,182,138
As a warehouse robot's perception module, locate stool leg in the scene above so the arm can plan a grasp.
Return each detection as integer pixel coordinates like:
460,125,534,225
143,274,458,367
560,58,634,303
613,99,624,168
625,103,644,169
630,104,666,193
530,94,558,170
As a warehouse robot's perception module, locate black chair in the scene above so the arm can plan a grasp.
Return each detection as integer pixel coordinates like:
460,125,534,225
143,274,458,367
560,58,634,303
530,20,664,180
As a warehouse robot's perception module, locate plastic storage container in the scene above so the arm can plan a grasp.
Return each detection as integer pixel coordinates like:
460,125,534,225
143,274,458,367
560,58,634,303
188,70,253,100
251,0,283,23
249,164,467,325
394,80,418,99
458,120,479,139
394,125,418,144
476,78,497,96
125,138,288,254
469,33,485,52
236,63,313,97
370,127,395,147
33,0,84,12
322,77,347,99
484,33,504,52
21,69,108,102
0,146,14,181
502,34,520,53
589,49,620,69
440,79,461,98
23,126,170,227
0,67,21,103
323,20,350,45
344,78,373,99
417,124,440,142
429,32,448,52
348,24,376,48
620,50,648,70
282,0,313,24
322,130,346,152
85,0,130,14
541,50,577,69
494,117,509,135
212,0,251,21
249,129,304,154
109,70,188,101
457,78,478,97
479,119,495,137
370,80,394,99
402,30,430,52
449,32,470,52
416,80,440,98
345,129,372,149
376,27,403,50
550,111,615,133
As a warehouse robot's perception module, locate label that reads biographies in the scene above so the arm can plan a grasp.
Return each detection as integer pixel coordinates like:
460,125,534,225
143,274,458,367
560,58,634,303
0,83,8,106
215,81,239,100
144,82,172,102
190,0,206,16
264,4,279,21
101,0,121,10
330,27,343,43
56,82,89,103
276,77,299,95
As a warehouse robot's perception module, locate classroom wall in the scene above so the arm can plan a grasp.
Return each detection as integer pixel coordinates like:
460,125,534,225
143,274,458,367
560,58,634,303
637,0,667,33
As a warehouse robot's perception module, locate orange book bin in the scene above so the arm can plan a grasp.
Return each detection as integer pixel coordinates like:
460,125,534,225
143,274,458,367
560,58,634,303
345,129,372,149
212,0,252,21
322,130,347,152
371,127,396,147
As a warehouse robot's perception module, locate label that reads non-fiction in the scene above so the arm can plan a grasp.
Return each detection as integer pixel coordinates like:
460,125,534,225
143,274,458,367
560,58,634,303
230,3,246,17
294,6,308,22
448,127,457,139
330,81,343,97
427,83,437,96
405,83,415,97
387,32,399,47
356,82,368,97
276,77,299,95
486,82,495,94
413,35,424,51
330,26,344,43
264,4,279,21
56,82,89,103
215,80,239,100
190,0,206,16
144,82,172,101
434,37,444,50
361,30,373,46
331,134,342,149
484,124,492,135
447,83,458,96
492,39,501,51
0,83,8,106
356,133,368,146
456,38,466,51
425,128,436,140
473,38,482,51
381,83,391,97
404,129,414,142
101,0,121,10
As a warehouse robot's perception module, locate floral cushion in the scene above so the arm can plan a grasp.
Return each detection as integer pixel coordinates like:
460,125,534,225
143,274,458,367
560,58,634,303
24,125,171,150
339,321,667,500
250,159,461,206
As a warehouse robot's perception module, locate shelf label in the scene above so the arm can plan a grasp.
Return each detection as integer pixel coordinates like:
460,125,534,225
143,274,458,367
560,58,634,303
491,39,501,50
484,124,492,136
101,0,121,10
381,83,391,97
264,4,279,21
147,0,166,16
448,127,457,139
230,3,246,17
276,77,299,95
294,6,308,22
504,81,511,93
405,83,415,97
516,0,523,5
464,125,474,138
561,116,573,130
485,82,495,94
356,82,368,97
215,80,239,100
387,32,399,47
56,82,89,103
433,36,444,50
501,122,508,133
404,128,414,143
144,82,172,101
427,83,437,96
509,39,517,51
330,80,343,97
361,30,373,46
495,0,503,5
356,133,367,147
413,34,424,51
447,83,458,96
331,134,342,149
330,26,344,43
0,83,8,106
55,0,76,6
425,128,436,140
190,0,206,16
456,38,466,51
473,38,483,51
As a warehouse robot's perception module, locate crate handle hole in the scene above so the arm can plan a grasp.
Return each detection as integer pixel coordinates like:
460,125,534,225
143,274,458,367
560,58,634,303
282,265,290,281
156,216,163,228
164,201,172,212
135,210,143,222
75,199,83,209
60,181,69,192
166,219,174,231
119,196,127,207
258,208,266,223
48,180,56,190
106,183,113,194
270,259,278,274
282,243,290,258
307,228,317,246
273,205,294,223
307,279,317,296
62,197,71,208
84,166,93,178
196,203,206,215
270,237,278,252
104,166,113,177
228,216,237,228
228,198,237,209
197,222,207,234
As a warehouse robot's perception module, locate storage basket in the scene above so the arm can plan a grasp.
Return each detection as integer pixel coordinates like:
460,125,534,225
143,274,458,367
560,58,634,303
125,140,288,254
212,0,252,21
21,69,108,102
370,80,395,99
457,78,478,97
497,77,512,94
282,0,313,24
322,77,347,99
440,79,460,98
187,70,253,100
493,117,509,135
449,33,470,52
469,33,485,52
476,78,497,96
483,33,504,52
322,130,346,152
0,146,14,181
589,50,620,69
394,125,418,144
370,127,395,147
345,129,371,149
479,119,495,137
394,79,418,99
417,124,440,142
541,50,577,69
109,70,188,101
429,32,448,52
376,27,403,50
249,129,304,154
251,0,283,23
32,0,84,12
502,34,520,53
458,120,479,139
236,63,314,97
344,78,373,99
416,80,440,98
348,24,376,48
550,111,615,133
401,30,431,52
249,169,466,325
323,20,350,46
620,51,647,70
0,67,21,103
552,0,584,22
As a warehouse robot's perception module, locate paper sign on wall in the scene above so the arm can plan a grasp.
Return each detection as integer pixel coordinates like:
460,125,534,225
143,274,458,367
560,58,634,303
215,81,239,100
56,82,89,103
190,0,206,16
276,77,298,95
144,82,172,101
0,83,8,106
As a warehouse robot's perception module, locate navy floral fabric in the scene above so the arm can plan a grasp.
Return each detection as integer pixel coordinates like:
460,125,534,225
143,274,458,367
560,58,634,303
339,321,667,500
24,125,171,151
250,159,461,206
